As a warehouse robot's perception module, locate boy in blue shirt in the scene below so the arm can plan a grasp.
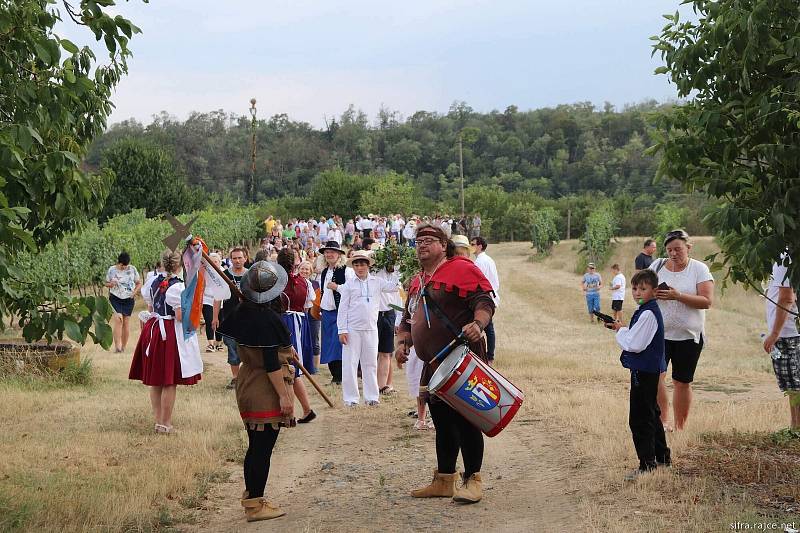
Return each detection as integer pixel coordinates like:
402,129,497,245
606,269,670,480
582,262,602,323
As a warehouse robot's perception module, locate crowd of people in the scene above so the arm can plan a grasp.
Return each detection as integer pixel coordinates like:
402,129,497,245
102,216,799,519
110,211,498,522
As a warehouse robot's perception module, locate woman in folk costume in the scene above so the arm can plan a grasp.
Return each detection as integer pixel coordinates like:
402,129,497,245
317,240,353,384
277,248,317,424
216,261,296,522
129,250,203,434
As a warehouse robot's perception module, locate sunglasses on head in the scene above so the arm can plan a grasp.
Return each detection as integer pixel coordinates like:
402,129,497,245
664,229,689,246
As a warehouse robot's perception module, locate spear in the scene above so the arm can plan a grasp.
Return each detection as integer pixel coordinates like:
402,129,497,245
162,214,335,408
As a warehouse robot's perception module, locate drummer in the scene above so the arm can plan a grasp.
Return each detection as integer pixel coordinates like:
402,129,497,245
395,223,495,504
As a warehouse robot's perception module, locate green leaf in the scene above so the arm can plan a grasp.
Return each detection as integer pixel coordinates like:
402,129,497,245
26,126,43,145
64,319,83,342
94,322,113,349
33,42,51,65
60,38,80,54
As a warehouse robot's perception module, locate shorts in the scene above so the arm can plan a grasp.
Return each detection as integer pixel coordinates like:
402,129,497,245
664,335,704,384
585,292,600,314
611,300,623,312
109,294,134,316
222,335,241,366
377,310,396,353
772,336,800,392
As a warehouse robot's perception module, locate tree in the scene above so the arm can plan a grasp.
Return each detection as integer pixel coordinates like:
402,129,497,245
308,169,372,218
0,0,143,346
651,1,800,287
358,173,421,216
530,208,561,256
100,138,206,220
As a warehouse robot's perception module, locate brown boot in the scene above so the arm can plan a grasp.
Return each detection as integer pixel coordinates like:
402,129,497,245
241,496,285,522
453,472,482,503
410,469,457,498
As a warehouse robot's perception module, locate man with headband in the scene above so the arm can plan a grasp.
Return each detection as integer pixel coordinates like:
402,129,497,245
395,223,496,504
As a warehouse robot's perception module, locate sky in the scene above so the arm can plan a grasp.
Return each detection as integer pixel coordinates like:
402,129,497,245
64,0,685,127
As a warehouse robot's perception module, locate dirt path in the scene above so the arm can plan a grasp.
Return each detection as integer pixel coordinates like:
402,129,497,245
188,399,585,533
186,246,590,532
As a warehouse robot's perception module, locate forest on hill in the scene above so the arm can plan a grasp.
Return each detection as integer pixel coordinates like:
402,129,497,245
88,100,682,202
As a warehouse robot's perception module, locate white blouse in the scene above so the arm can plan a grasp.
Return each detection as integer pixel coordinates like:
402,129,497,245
650,258,714,342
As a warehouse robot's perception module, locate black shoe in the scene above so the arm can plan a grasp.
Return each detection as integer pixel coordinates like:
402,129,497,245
656,449,672,467
298,410,317,424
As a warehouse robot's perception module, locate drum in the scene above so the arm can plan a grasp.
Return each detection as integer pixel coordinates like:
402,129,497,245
428,345,524,437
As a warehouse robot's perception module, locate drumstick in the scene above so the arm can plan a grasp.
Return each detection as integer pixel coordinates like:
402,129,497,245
434,333,466,362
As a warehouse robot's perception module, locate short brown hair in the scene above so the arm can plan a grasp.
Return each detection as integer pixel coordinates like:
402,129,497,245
230,247,248,259
631,269,658,289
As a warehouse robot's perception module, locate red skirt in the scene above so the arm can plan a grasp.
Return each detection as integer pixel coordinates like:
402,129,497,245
129,317,201,386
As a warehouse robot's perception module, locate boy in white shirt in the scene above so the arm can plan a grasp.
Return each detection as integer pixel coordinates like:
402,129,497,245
606,269,669,480
609,263,626,322
337,250,400,406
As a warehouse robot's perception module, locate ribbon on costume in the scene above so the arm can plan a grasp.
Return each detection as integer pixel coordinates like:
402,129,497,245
144,313,175,357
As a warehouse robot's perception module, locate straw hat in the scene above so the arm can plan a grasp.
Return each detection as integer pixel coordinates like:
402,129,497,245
452,235,471,249
346,250,375,267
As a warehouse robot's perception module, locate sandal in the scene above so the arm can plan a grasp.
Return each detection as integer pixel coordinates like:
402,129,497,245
424,419,435,430
407,410,418,418
206,344,216,352
379,386,396,395
155,424,174,434
413,420,427,431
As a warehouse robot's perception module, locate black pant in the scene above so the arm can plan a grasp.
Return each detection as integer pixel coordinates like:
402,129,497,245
244,426,280,498
629,370,669,469
202,304,221,342
484,321,496,361
429,401,484,477
328,359,342,383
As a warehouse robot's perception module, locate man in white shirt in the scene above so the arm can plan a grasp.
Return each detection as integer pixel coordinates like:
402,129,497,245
610,263,627,322
471,236,500,363
337,251,399,406
763,254,800,430
402,218,417,247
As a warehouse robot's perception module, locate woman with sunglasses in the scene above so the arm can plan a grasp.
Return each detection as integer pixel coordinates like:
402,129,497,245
649,230,714,431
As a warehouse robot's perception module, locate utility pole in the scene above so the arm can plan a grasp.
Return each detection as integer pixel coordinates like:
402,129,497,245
459,134,465,218
566,208,571,240
249,98,257,203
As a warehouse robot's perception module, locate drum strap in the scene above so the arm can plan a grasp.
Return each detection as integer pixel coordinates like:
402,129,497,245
421,285,465,340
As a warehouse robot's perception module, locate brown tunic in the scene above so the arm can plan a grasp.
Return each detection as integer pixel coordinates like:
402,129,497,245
236,345,295,430
400,260,495,397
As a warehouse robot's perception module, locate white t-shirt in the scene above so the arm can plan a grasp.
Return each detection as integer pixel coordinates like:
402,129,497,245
106,265,141,300
649,258,714,342
611,273,626,301
766,259,799,338
474,252,500,307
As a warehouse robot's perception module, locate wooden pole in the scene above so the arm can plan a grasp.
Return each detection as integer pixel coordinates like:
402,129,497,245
198,244,335,408
566,208,571,240
459,135,465,218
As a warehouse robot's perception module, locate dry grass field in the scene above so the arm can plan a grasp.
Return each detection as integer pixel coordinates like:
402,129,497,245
1,237,797,532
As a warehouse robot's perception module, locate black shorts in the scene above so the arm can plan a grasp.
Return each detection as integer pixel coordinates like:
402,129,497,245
665,336,704,384
611,300,623,311
377,310,396,353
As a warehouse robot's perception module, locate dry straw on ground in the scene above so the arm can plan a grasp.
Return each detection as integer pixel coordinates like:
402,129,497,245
0,238,796,532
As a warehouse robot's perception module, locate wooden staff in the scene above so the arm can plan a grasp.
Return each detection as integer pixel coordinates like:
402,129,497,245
195,240,335,408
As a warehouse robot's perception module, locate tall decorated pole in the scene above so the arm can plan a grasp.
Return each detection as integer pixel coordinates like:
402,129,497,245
249,98,257,203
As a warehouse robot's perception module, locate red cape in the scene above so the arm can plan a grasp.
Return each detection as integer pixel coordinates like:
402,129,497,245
408,256,495,298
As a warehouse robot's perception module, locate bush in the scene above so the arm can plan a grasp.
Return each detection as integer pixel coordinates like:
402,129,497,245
580,202,617,267
530,208,561,256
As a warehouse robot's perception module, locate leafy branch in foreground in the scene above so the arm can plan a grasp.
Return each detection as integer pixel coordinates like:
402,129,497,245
0,0,145,346
651,0,800,287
